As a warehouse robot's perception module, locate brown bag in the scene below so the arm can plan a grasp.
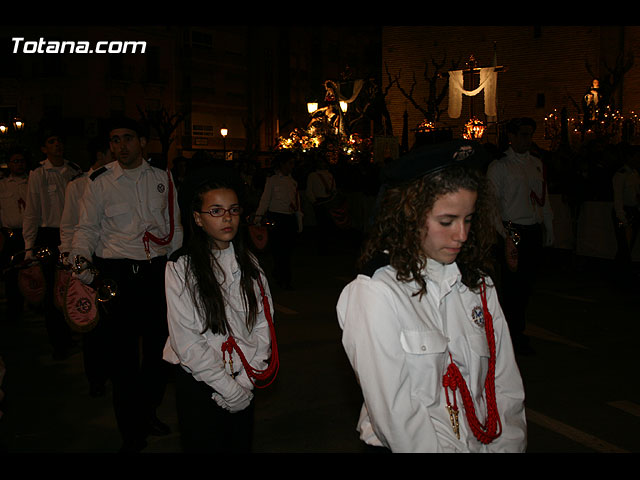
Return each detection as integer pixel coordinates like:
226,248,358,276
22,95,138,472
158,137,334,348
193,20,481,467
54,268,72,311
249,225,269,251
17,264,46,306
63,276,99,332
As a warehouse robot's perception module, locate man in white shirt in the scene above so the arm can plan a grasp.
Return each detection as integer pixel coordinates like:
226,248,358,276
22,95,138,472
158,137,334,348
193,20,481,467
70,117,183,452
0,148,29,319
22,128,82,359
611,145,640,283
487,117,554,355
256,152,300,289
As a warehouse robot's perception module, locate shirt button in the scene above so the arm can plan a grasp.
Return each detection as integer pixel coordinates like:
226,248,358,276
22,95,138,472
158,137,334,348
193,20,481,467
421,345,427,351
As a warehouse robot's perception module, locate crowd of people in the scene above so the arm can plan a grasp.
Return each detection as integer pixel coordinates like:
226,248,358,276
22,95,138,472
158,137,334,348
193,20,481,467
0,113,638,453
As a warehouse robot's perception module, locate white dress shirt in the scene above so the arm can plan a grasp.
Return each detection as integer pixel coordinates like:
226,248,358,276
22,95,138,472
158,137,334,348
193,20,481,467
70,160,182,262
163,243,273,412
59,169,94,254
22,158,82,250
256,171,299,216
336,260,527,453
0,174,28,229
612,164,640,225
487,147,554,243
306,169,336,204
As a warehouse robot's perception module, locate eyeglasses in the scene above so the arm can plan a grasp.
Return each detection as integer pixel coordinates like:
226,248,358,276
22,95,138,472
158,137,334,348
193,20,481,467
199,206,244,217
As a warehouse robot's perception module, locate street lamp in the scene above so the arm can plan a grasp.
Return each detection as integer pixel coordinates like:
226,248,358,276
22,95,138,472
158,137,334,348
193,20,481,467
13,116,24,131
220,125,228,159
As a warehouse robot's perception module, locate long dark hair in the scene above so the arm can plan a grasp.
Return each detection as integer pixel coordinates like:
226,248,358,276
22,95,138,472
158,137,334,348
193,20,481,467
184,177,262,335
359,165,497,297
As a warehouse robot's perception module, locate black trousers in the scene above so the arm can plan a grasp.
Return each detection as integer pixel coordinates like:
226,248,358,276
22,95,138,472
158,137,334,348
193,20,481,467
93,255,169,444
35,227,74,355
612,206,639,280
267,211,297,287
174,365,254,453
497,223,543,349
1,227,25,319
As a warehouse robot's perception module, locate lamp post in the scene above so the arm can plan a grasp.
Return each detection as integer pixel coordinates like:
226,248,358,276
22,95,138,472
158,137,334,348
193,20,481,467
220,125,228,159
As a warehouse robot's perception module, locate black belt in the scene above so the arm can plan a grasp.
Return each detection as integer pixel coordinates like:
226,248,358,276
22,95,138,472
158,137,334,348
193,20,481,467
94,255,167,274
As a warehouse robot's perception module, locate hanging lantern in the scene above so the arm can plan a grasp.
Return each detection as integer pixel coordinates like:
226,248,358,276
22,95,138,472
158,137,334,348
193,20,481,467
463,117,486,140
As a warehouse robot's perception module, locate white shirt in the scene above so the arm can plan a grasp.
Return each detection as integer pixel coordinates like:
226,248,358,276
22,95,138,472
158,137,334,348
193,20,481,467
59,168,94,254
0,174,28,229
163,243,273,411
306,169,336,204
612,164,640,224
336,260,527,453
256,171,299,216
70,160,183,261
487,147,553,240
22,158,82,250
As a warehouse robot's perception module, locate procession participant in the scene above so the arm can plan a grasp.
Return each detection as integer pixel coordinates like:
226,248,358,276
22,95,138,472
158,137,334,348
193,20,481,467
337,139,526,453
611,144,640,283
255,151,301,289
23,128,82,359
70,116,183,453
0,148,29,319
163,166,276,453
486,117,553,355
59,135,113,397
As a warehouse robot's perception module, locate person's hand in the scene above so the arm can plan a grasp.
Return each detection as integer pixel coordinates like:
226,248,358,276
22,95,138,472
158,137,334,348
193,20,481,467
73,269,95,285
212,385,253,413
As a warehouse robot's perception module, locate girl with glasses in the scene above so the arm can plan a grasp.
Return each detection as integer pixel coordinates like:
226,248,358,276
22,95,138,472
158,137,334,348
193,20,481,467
163,166,275,453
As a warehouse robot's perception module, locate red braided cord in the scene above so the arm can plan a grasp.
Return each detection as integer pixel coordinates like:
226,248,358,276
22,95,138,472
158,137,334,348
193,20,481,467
442,279,502,444
530,163,547,207
221,276,279,388
143,170,175,254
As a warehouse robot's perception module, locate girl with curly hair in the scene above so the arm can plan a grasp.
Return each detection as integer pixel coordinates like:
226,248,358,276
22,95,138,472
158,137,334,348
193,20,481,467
337,140,526,453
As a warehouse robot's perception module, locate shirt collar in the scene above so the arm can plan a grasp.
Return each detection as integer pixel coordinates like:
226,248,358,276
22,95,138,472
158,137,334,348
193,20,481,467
213,242,240,286
111,158,151,180
424,259,462,300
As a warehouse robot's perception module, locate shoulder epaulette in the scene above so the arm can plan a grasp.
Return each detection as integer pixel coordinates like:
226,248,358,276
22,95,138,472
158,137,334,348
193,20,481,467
68,161,82,172
71,171,85,181
89,166,107,181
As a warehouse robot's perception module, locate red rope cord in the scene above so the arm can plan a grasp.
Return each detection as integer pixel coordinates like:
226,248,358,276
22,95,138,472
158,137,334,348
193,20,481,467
442,279,502,444
221,276,279,388
530,163,547,207
143,170,175,256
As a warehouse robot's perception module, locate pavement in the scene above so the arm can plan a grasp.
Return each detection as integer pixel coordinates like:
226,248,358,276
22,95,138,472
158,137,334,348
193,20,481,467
1,232,639,456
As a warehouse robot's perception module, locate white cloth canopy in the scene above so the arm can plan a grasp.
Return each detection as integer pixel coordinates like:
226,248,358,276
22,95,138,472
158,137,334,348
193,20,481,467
448,67,498,119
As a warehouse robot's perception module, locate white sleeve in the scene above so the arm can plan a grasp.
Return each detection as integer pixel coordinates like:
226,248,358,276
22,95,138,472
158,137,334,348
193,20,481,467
59,179,84,254
167,171,184,256
70,179,102,262
235,272,274,391
484,281,528,452
337,276,444,453
164,260,252,408
22,170,42,251
255,176,273,217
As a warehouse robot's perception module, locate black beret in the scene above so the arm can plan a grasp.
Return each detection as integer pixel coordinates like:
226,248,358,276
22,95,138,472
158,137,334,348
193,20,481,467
382,139,488,185
107,116,148,138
